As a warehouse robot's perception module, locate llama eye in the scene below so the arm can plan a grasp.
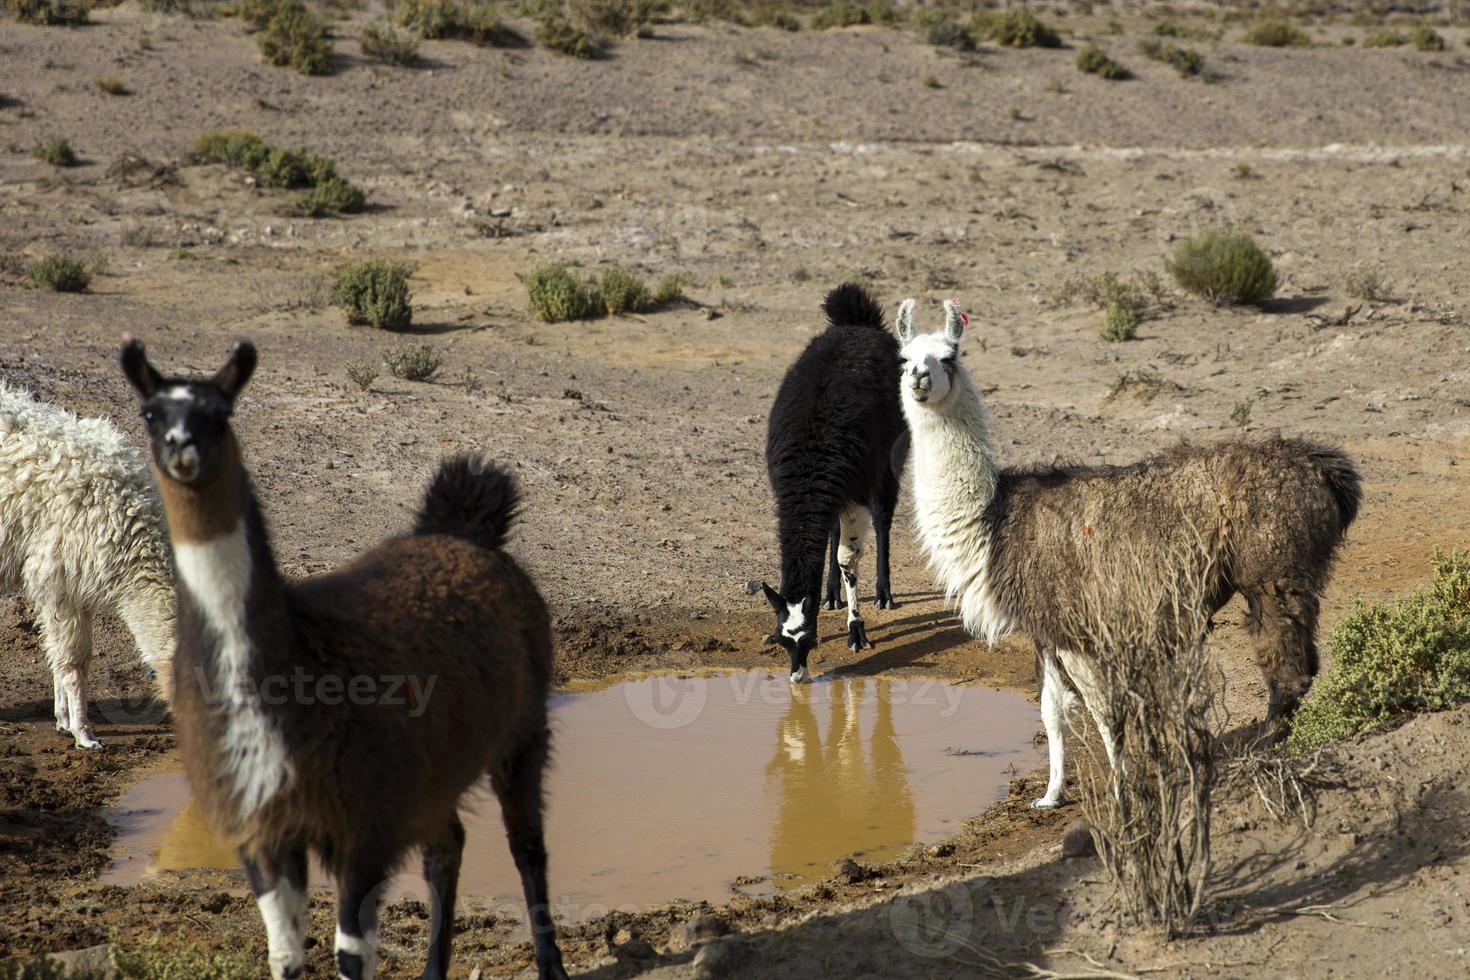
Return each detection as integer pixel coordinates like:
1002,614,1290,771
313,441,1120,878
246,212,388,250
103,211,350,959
140,409,155,423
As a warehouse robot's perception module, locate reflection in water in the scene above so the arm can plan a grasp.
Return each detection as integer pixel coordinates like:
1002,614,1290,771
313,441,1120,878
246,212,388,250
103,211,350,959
104,671,1038,917
767,679,915,882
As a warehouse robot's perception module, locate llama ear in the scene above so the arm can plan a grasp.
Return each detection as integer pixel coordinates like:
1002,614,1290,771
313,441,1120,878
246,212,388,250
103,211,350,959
943,299,967,343
761,582,785,614
212,340,257,403
119,336,161,400
895,298,916,343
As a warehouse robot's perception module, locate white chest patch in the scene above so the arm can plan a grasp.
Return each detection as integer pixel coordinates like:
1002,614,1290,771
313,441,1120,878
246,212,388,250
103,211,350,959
174,524,291,822
780,600,810,644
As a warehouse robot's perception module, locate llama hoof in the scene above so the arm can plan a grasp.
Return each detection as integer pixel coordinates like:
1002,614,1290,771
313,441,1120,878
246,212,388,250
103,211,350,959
789,666,810,684
71,729,103,750
537,954,571,980
822,597,839,611
1029,797,1065,810
876,595,900,610
847,620,872,651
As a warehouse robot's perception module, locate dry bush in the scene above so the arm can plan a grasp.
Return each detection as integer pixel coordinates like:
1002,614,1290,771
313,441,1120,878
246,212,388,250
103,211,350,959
567,0,658,37
1068,535,1223,938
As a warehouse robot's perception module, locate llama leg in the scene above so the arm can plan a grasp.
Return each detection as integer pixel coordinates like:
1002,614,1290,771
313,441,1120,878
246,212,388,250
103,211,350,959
420,816,466,980
823,519,842,611
492,734,570,980
334,852,391,980
1245,583,1320,738
838,504,874,651
873,471,900,610
40,604,100,749
1032,648,1072,809
1055,649,1119,771
241,844,309,980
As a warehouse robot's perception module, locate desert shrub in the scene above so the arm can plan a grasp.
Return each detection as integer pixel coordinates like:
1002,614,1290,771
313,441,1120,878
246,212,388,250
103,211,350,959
25,255,91,292
1,954,103,980
1072,540,1220,938
345,361,379,390
257,0,333,74
970,8,1060,48
1362,28,1408,47
568,0,659,37
236,0,278,29
1053,269,1165,315
536,11,599,56
394,0,520,43
1243,18,1309,47
95,76,131,94
597,266,652,314
383,344,442,381
1344,265,1389,301
809,0,894,30
4,0,89,24
1411,24,1444,49
909,7,971,49
1289,549,1470,752
359,18,419,62
1165,231,1276,306
333,260,413,329
32,138,78,167
747,4,798,29
1076,43,1130,79
1137,38,1202,75
653,272,690,305
1100,303,1139,342
112,932,260,980
298,176,366,215
526,264,599,321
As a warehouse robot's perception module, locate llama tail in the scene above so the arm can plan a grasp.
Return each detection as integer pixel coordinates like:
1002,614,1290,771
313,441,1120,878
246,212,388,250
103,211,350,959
1310,444,1362,530
822,282,885,330
414,455,519,552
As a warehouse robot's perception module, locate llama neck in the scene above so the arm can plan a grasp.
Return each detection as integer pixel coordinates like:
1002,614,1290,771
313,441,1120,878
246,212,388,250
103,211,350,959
904,372,1013,644
155,435,292,820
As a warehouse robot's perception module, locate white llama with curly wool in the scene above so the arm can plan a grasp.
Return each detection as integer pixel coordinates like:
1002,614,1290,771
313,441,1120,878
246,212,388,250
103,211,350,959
0,381,175,748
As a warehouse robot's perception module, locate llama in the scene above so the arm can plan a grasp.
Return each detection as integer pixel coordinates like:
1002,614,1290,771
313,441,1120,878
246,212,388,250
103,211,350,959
896,298,1359,809
0,381,175,749
763,283,908,683
120,338,569,980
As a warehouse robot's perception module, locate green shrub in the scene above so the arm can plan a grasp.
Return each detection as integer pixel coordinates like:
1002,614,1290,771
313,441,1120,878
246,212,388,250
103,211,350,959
25,254,90,292
970,8,1059,48
1165,231,1276,306
653,272,689,305
394,0,520,43
1138,38,1202,75
359,18,419,62
910,7,971,49
568,0,658,38
1100,303,1139,342
1242,18,1309,47
1,953,102,980
1410,23,1444,50
1076,43,1130,79
299,176,366,215
748,6,798,30
345,361,379,390
32,138,78,167
383,343,442,381
112,932,260,980
4,0,89,24
257,0,333,74
95,76,131,94
536,12,599,56
526,263,598,321
236,0,279,29
809,0,894,30
1362,29,1408,47
334,260,413,329
598,266,652,314
1289,550,1470,752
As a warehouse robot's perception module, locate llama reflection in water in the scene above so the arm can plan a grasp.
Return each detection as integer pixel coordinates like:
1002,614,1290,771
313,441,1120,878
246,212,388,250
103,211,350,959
766,677,917,882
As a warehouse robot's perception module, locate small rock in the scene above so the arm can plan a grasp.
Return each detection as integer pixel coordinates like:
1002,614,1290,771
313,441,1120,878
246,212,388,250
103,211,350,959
692,939,748,978
832,857,873,884
925,842,955,858
1340,832,1360,847
669,913,731,952
1061,820,1097,858
744,579,760,595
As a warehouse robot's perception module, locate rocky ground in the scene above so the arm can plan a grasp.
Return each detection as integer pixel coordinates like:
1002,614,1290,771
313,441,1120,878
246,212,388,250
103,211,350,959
1,3,1469,976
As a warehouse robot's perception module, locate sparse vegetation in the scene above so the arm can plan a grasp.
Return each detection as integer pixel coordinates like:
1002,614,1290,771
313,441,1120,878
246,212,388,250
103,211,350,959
809,0,894,30
1100,303,1139,342
1289,549,1470,752
111,932,261,980
652,272,689,306
1076,43,1130,80
95,76,131,95
359,18,419,63
1345,265,1390,301
334,260,414,329
526,263,599,321
1243,18,1310,47
382,343,443,381
970,8,1060,48
1165,231,1276,306
193,130,365,215
536,11,599,57
568,0,658,38
346,361,379,390
598,266,653,314
25,254,91,292
1053,270,1166,316
1362,28,1408,47
4,0,89,25
909,7,972,50
1138,38,1202,76
921,73,940,88
1230,397,1254,428
32,138,78,167
393,0,521,44
298,176,366,216
255,0,333,74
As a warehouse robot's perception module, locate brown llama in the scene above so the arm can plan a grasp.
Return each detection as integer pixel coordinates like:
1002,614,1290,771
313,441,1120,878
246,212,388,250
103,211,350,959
120,338,569,980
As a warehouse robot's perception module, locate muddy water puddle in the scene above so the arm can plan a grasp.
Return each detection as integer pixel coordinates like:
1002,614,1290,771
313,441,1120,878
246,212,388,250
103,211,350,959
104,671,1038,918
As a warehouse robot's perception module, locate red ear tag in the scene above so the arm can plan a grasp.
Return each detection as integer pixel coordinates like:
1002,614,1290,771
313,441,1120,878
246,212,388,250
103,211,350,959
950,298,969,327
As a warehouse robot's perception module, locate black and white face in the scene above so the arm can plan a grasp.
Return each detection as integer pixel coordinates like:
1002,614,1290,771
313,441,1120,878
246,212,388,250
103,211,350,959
120,338,257,486
895,297,967,411
762,584,817,683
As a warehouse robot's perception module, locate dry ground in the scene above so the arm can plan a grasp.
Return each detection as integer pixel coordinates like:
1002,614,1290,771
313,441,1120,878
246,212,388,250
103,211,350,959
2,5,1469,977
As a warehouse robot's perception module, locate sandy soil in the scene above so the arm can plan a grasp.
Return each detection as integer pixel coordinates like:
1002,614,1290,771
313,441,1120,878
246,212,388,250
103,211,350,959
2,5,1469,977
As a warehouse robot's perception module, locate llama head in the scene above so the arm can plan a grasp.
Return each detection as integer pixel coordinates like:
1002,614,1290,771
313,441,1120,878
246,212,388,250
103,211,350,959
121,336,257,486
761,583,817,683
896,297,967,410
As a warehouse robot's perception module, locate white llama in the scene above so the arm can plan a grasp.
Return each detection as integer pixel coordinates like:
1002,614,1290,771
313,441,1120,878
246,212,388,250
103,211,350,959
0,381,175,748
